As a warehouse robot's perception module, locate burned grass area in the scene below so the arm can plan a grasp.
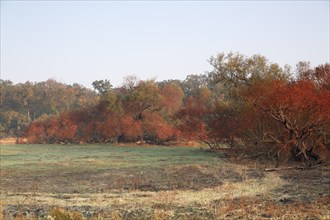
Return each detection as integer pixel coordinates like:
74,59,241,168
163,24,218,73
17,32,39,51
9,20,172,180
1,144,329,219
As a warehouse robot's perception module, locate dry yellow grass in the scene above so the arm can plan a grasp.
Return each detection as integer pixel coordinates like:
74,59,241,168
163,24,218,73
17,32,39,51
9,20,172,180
0,138,17,144
1,144,329,219
1,175,329,219
1,173,283,209
0,202,3,220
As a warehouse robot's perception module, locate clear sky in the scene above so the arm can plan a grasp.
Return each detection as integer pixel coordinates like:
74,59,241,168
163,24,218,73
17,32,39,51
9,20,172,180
1,1,329,88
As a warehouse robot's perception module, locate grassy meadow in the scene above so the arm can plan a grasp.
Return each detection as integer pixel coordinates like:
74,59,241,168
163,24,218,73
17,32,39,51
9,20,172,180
0,144,329,219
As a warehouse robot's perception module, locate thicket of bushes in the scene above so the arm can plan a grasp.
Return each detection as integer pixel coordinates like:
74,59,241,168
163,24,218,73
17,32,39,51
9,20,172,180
11,52,330,163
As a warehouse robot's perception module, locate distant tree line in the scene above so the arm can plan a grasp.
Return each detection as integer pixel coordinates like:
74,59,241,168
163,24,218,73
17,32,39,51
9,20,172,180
5,52,330,164
0,79,99,137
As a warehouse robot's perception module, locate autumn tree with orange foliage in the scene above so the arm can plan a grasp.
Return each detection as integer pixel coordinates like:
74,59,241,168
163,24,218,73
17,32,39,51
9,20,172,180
23,113,77,144
176,87,214,147
252,79,330,164
209,52,329,164
22,52,329,165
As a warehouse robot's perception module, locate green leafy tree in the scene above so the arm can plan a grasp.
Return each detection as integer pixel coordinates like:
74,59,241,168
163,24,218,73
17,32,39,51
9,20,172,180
92,79,113,95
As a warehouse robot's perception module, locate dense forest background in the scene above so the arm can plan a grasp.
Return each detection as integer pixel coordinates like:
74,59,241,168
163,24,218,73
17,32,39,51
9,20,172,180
1,52,329,164
0,79,99,137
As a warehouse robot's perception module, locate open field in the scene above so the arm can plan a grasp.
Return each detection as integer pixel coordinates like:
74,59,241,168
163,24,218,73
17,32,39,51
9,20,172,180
1,144,329,219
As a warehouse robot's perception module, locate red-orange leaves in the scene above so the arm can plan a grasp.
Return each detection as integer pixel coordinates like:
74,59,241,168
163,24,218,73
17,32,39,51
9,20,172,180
54,113,78,143
24,113,77,144
251,79,330,161
23,121,47,143
176,96,210,144
120,115,142,140
143,113,177,141
255,80,329,127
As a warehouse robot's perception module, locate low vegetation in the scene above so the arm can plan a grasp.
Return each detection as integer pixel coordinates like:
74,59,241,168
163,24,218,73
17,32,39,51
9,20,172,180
1,144,329,219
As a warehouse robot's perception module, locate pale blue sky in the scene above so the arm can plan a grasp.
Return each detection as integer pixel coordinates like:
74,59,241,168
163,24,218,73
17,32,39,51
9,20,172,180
1,1,329,88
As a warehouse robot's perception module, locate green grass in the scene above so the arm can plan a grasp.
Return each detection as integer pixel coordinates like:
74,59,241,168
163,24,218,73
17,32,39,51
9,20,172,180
1,144,329,219
0,144,218,176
